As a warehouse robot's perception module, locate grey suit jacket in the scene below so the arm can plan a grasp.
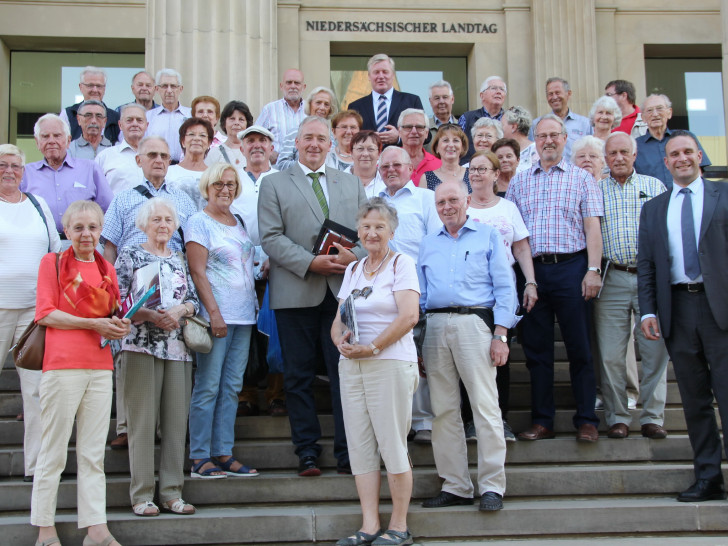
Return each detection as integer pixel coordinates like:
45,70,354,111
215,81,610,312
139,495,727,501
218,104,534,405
638,178,728,338
258,164,368,310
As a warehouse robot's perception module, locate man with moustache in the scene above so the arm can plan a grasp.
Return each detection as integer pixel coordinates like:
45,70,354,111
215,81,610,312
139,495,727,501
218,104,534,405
257,69,307,163
638,130,728,502
506,113,603,442
145,68,191,163
459,76,507,161
60,66,121,143
68,100,113,159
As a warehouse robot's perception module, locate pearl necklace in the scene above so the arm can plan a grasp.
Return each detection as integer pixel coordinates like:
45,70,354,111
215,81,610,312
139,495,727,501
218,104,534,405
74,255,96,263
364,248,391,275
0,191,22,204
472,196,499,207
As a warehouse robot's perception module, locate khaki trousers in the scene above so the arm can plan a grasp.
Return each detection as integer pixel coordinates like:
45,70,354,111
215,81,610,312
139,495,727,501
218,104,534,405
120,351,191,505
31,369,112,528
424,313,506,497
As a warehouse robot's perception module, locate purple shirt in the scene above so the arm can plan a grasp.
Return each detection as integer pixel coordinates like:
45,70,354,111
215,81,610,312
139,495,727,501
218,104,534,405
20,154,113,233
505,158,603,256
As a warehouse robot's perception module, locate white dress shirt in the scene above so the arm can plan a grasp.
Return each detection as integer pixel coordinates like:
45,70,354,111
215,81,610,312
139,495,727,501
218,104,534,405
666,176,704,284
298,162,329,203
372,88,394,124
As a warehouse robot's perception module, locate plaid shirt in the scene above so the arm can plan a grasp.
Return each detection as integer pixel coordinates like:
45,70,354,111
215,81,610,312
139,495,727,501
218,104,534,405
101,179,196,252
599,171,666,266
505,158,603,256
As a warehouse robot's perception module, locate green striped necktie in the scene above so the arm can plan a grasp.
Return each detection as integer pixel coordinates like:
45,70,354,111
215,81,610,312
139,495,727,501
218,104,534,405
308,172,329,218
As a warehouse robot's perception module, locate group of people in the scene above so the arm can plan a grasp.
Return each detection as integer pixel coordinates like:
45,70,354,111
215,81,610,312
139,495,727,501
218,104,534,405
1,52,726,546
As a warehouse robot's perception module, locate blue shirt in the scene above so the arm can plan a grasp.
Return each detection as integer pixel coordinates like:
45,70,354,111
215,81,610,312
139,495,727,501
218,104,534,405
417,217,519,328
634,128,711,190
101,179,197,252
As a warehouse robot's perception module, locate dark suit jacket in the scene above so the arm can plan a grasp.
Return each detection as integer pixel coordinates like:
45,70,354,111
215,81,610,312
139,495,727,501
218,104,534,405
638,178,728,338
258,164,368,310
348,90,424,132
64,101,121,143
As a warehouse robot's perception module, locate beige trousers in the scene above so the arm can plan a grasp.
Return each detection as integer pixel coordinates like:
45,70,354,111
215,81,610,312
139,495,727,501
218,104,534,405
120,351,192,505
424,313,506,497
31,369,112,528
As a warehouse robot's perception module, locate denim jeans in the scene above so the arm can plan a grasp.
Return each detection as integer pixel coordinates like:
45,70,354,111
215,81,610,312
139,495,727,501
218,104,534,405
189,324,252,459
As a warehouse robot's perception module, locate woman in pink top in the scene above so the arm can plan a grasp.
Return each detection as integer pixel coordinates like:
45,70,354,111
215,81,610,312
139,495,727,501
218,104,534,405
31,200,130,546
331,198,420,546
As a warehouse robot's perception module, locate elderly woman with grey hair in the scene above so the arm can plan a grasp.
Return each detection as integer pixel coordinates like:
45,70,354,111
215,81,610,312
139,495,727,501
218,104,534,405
571,135,607,181
589,95,623,141
0,144,61,485
276,86,339,170
114,196,200,517
502,105,537,173
331,197,420,546
470,117,503,156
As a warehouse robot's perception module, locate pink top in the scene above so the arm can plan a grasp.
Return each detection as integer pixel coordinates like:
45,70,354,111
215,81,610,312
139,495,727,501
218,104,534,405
338,253,420,363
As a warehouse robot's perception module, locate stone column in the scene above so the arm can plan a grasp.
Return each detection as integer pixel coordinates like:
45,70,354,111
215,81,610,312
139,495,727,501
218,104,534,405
146,0,277,116
0,39,9,142
504,0,536,115
531,0,599,118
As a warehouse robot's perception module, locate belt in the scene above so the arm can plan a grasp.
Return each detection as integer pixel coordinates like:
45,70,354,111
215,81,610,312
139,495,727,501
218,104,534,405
58,232,67,241
535,249,585,264
611,263,637,274
428,306,489,314
672,283,704,293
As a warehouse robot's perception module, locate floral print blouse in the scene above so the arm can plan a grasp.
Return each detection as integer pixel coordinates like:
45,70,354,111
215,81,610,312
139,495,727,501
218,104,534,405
115,245,200,362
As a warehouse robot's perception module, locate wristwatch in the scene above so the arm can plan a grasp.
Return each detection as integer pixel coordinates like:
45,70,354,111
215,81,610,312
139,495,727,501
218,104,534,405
493,335,508,343
587,266,602,275
369,343,381,355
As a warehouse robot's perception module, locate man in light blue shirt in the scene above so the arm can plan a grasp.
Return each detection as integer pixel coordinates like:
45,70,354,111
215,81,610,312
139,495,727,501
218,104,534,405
145,68,191,162
378,146,441,444
530,77,592,160
418,181,518,513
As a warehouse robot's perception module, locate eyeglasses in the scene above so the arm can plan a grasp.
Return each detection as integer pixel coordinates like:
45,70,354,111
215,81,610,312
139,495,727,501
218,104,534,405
335,124,360,132
643,105,668,116
400,124,427,132
534,132,565,141
158,84,180,90
0,162,23,172
144,152,171,160
485,85,506,93
81,83,106,89
470,166,496,175
79,113,107,120
379,162,406,171
211,181,238,191
351,287,373,300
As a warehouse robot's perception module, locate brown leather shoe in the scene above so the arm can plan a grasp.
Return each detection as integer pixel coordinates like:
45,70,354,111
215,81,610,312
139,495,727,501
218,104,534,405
110,433,128,450
517,424,555,441
607,423,629,438
641,423,668,439
576,423,599,443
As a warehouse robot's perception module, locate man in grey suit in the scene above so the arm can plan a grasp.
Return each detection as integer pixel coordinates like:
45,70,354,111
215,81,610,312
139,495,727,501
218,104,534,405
258,116,368,476
638,130,728,502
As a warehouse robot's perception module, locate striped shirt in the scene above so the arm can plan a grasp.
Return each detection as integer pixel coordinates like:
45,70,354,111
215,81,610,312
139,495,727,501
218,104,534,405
256,98,305,153
505,158,603,256
599,171,666,266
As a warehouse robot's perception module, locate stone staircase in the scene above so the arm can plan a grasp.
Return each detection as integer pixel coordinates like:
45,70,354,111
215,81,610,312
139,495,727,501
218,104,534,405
0,339,726,545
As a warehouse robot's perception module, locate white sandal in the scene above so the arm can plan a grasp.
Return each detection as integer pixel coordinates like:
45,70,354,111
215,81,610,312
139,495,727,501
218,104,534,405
132,500,160,517
163,498,196,515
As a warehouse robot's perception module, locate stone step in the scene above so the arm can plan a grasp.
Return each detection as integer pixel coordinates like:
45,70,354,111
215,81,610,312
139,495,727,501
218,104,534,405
0,463,716,513
0,435,698,478
422,538,728,545
2,496,727,545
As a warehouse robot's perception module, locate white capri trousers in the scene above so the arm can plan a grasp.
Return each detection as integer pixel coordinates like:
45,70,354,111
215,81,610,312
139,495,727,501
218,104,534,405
339,358,419,475
30,369,112,529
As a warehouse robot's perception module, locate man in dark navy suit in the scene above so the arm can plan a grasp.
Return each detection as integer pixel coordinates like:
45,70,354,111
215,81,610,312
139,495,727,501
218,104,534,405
638,130,728,503
348,54,424,147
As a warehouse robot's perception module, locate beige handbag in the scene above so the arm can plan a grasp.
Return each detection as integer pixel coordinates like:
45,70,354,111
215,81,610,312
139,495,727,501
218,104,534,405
176,251,213,353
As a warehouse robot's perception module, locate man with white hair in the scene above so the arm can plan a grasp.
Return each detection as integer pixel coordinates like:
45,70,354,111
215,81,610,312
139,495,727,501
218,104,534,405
398,108,441,183
59,66,121,142
145,68,191,162
95,104,148,193
426,80,457,152
348,54,425,146
21,113,112,241
458,75,507,161
68,100,113,159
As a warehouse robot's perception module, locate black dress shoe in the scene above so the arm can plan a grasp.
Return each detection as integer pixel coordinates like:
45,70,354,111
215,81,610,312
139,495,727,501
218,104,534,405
479,491,503,511
422,490,473,508
23,475,33,483
677,479,727,502
298,456,321,477
337,461,352,475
